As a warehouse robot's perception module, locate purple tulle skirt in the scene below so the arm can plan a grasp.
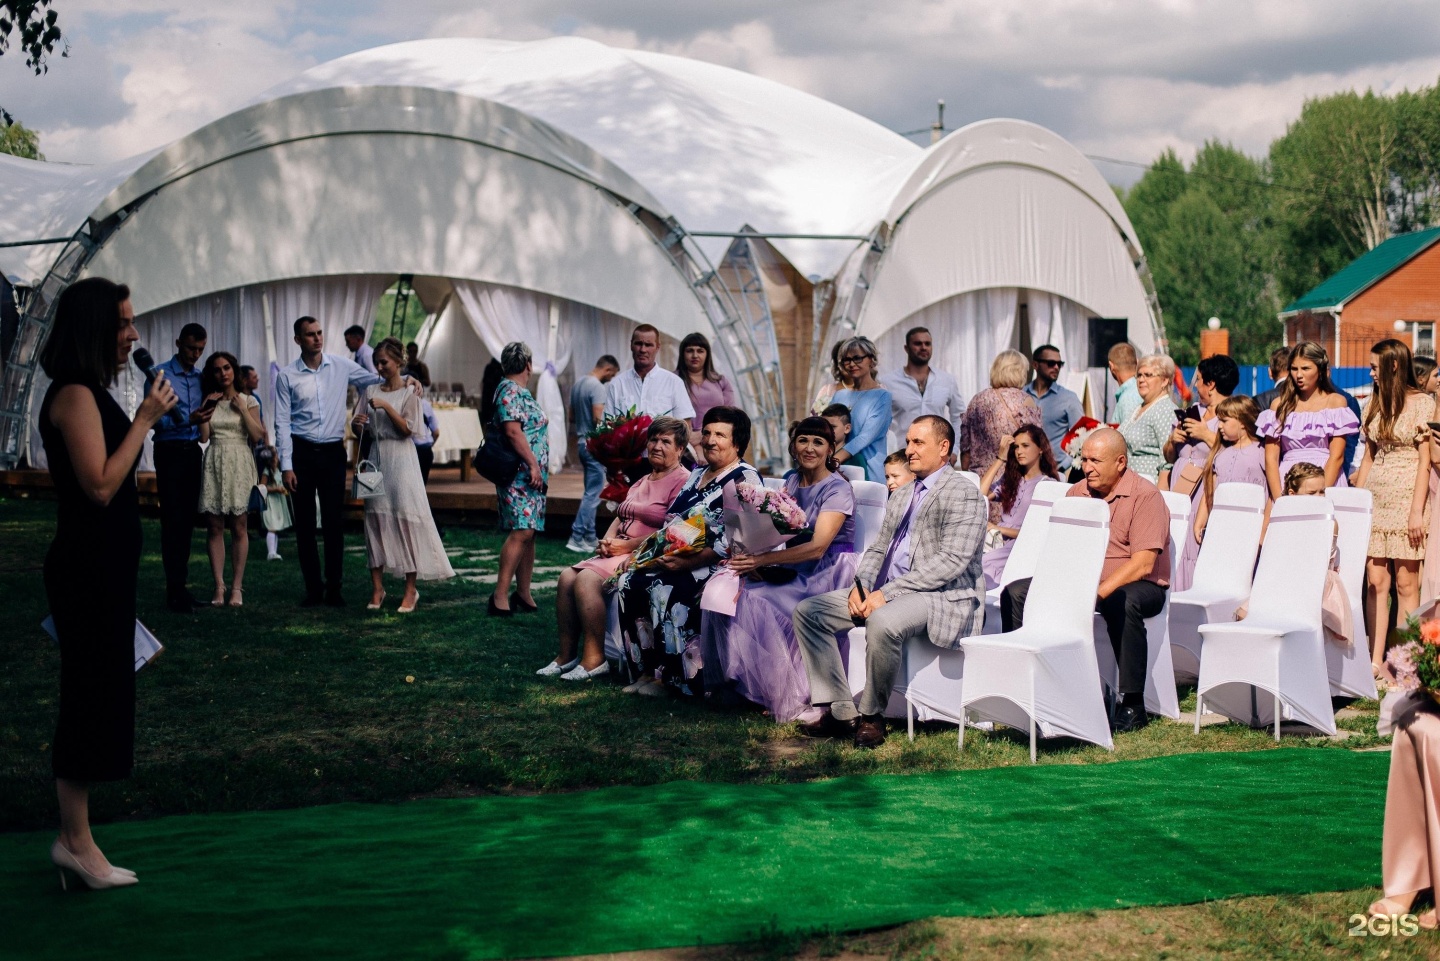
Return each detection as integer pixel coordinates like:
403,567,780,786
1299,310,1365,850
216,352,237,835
710,548,859,721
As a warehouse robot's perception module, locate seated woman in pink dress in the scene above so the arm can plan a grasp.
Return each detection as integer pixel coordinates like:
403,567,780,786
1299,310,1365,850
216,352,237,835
1180,396,1266,591
1256,342,1360,499
536,416,690,681
978,424,1058,590
712,417,858,722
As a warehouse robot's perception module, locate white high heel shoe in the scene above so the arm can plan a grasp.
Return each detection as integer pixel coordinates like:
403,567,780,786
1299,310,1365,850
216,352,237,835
51,839,138,891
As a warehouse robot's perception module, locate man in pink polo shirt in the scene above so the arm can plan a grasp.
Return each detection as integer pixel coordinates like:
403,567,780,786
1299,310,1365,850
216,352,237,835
999,427,1170,732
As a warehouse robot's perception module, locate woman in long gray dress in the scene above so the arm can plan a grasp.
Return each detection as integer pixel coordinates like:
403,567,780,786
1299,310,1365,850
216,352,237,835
352,338,454,613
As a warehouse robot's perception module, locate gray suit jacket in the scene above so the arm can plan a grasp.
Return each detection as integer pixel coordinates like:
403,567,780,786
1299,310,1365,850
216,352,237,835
855,467,988,648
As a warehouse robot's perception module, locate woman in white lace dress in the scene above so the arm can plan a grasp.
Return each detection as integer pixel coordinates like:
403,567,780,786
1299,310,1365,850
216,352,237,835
351,338,454,613
198,351,265,607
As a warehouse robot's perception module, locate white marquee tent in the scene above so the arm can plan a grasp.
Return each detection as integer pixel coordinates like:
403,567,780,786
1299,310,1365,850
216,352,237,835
0,37,1161,471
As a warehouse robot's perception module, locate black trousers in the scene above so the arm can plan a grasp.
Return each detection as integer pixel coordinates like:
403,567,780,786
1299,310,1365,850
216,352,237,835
415,443,434,485
1001,576,1168,695
291,438,347,598
152,440,202,600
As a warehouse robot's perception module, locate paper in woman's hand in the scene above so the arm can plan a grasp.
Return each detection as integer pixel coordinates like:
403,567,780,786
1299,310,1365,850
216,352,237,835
42,616,163,672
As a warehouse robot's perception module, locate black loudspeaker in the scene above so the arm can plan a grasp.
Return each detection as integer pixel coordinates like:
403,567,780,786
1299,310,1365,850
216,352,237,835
1088,318,1128,368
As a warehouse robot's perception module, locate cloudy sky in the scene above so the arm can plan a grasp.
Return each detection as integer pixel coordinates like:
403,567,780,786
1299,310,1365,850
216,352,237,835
3,0,1440,184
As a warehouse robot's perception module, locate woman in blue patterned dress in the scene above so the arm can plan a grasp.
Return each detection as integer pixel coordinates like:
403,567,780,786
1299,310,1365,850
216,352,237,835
616,406,762,698
484,343,549,616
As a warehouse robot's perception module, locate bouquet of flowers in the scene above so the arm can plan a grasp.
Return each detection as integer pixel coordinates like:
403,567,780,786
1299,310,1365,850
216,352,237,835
727,481,810,551
608,511,709,587
1060,416,1109,463
586,406,654,503
1386,618,1440,700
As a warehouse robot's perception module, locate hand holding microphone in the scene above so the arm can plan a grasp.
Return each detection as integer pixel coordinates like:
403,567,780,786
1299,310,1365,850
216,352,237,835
130,347,178,426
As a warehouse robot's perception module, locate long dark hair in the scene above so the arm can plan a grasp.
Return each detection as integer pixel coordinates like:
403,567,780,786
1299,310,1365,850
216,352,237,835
201,351,241,395
1274,341,1337,431
40,277,132,388
480,358,504,426
676,332,721,386
1365,338,1420,446
998,423,1058,512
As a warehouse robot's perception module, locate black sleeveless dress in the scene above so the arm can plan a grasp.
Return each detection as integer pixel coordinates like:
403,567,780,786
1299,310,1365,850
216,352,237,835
40,380,141,781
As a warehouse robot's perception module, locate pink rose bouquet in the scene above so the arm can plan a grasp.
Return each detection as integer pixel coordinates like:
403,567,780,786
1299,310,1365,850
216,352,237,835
1386,617,1440,699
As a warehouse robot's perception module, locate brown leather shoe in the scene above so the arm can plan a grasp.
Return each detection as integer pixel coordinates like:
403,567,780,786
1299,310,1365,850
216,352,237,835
797,710,859,739
854,715,886,749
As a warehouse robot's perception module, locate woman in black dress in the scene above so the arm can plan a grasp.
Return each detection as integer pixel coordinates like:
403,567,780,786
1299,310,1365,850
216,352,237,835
40,277,176,891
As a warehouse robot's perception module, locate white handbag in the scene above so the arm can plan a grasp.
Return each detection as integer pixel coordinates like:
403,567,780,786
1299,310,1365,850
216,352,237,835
351,392,385,500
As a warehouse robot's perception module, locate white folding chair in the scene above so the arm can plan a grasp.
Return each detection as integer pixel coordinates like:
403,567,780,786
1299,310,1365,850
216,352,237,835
604,594,631,681
850,479,888,554
762,476,786,491
1195,496,1337,738
1325,487,1377,700
1167,483,1266,683
958,470,983,490
982,479,1071,634
905,497,1114,762
1092,489,1187,720
839,464,866,483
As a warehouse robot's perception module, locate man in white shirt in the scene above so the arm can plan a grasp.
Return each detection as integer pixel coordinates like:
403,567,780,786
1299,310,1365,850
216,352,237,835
344,325,375,374
604,324,696,421
278,317,388,607
883,326,964,448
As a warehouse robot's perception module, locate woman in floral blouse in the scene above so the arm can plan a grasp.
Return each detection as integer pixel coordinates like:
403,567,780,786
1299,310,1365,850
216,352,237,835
616,405,761,698
484,342,549,617
1117,354,1179,482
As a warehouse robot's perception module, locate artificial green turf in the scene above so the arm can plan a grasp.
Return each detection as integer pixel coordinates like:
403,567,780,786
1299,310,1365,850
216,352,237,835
2,749,1386,961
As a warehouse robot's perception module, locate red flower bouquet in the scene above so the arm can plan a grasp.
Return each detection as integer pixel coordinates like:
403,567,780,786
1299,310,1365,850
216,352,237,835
1059,417,1103,462
1387,617,1440,701
586,407,654,503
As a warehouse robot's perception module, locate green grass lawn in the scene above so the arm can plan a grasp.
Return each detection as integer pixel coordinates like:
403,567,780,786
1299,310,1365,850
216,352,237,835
0,495,1390,835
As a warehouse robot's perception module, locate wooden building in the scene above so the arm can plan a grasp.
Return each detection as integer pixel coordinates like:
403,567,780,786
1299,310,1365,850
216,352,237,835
1279,225,1440,366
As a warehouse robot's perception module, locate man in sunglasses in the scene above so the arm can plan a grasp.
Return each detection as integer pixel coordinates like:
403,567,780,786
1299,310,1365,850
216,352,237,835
1024,344,1084,474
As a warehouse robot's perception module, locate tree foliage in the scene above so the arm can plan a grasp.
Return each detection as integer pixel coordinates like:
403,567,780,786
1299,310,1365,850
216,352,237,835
0,118,42,159
0,1,64,127
1125,79,1440,366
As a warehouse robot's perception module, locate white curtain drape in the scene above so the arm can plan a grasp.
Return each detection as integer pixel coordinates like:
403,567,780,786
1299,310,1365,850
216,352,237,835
874,288,1019,403
451,280,572,473
1026,288,1091,371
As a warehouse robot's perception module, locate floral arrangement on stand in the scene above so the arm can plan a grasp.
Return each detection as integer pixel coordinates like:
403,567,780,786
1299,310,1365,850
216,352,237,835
1386,618,1440,701
586,407,654,505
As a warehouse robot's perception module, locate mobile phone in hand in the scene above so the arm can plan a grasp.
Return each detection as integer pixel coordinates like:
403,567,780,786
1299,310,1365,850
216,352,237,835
851,576,867,627
199,395,220,413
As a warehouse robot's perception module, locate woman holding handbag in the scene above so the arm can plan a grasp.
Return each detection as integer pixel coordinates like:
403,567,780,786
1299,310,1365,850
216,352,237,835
483,343,549,616
351,338,453,613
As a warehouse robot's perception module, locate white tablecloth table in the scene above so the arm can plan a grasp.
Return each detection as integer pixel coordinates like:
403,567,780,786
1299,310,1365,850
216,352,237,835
431,407,485,480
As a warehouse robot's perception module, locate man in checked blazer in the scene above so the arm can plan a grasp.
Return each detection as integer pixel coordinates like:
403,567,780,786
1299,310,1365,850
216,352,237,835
793,414,987,748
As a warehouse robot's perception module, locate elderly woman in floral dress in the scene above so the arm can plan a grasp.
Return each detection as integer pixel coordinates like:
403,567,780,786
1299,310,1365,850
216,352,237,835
615,406,762,698
1117,353,1180,482
484,343,549,617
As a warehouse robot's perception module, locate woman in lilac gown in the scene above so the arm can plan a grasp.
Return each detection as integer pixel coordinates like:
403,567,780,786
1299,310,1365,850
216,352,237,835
1180,396,1267,591
978,424,1059,590
715,417,858,721
1256,342,1359,499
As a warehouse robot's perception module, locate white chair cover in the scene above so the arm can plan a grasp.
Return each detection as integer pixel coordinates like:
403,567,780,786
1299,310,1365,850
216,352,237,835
1196,496,1337,737
982,479,1071,634
839,464,866,483
1092,489,1188,720
958,470,983,490
850,479,889,555
906,497,1115,761
1168,483,1267,683
1325,487,1377,700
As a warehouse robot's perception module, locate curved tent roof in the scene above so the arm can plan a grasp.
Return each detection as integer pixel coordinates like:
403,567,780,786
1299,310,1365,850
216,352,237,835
850,119,1160,352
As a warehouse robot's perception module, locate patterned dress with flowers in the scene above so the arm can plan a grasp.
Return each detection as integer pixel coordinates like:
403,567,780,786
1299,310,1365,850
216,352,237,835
493,378,549,531
616,460,762,696
1360,392,1435,559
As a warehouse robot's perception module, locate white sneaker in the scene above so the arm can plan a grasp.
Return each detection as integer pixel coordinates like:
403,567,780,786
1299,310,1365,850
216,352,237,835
561,661,611,681
564,535,594,554
267,553,282,561
536,658,580,677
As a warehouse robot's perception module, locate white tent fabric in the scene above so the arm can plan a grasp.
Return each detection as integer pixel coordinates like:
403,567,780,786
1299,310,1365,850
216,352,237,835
873,289,1018,402
450,281,571,473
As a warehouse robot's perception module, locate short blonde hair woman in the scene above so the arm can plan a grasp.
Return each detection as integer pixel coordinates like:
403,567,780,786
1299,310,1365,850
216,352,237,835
1116,353,1179,482
960,348,1041,471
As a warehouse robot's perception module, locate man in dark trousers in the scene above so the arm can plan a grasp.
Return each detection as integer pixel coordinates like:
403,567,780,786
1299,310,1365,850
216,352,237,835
275,317,388,607
153,323,212,612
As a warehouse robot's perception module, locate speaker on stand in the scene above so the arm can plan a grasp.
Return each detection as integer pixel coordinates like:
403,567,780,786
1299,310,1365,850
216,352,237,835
1088,318,1129,421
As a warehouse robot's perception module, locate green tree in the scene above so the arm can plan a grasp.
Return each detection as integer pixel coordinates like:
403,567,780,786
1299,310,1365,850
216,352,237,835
0,1,64,126
0,118,41,159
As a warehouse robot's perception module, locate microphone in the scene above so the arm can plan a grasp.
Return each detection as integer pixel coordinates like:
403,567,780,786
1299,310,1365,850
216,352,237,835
132,347,158,385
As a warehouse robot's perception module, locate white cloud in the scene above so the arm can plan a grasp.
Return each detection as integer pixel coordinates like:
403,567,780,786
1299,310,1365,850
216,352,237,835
6,0,1440,180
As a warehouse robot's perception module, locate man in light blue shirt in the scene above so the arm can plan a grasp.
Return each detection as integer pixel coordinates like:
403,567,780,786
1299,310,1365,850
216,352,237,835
1109,342,1141,424
276,316,387,607
1024,344,1085,471
153,322,214,612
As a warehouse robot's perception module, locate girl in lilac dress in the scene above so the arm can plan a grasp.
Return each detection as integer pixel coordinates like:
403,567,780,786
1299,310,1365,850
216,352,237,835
715,417,858,721
1182,396,1267,591
978,424,1059,590
1257,342,1359,500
